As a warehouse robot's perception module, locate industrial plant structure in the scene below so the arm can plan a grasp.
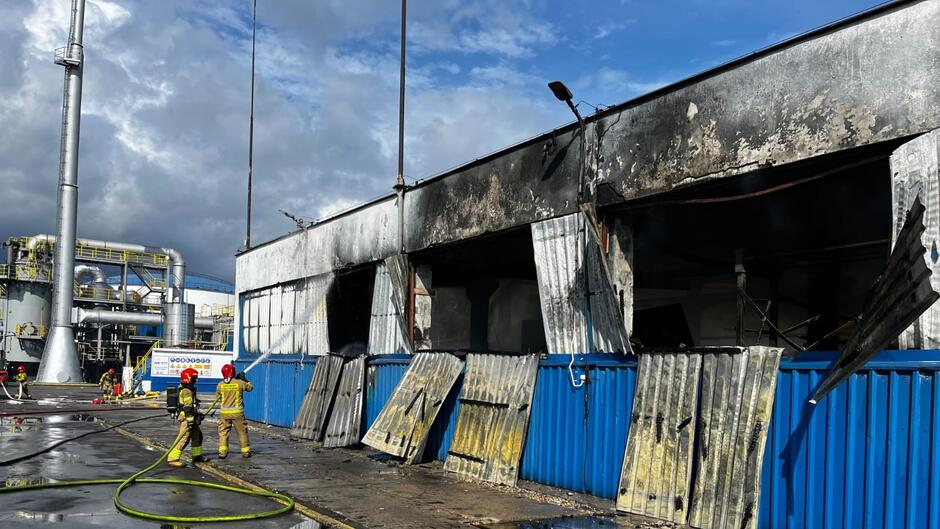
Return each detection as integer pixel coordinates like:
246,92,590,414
0,235,233,377
231,2,940,528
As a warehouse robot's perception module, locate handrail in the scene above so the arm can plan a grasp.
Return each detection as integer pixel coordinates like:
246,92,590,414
133,339,161,381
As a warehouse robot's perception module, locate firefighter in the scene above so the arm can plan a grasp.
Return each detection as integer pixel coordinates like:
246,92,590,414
167,367,206,467
14,366,31,400
216,364,252,458
99,368,117,399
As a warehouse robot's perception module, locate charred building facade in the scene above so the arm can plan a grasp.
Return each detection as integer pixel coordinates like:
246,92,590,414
234,2,940,528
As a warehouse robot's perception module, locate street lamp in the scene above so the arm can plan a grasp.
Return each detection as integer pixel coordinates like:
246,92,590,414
548,81,585,203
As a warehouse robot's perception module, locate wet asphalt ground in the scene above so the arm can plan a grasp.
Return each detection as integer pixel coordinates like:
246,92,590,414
0,391,315,528
0,386,676,529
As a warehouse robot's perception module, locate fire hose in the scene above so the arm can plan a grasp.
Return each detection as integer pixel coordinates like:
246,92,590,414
0,397,295,523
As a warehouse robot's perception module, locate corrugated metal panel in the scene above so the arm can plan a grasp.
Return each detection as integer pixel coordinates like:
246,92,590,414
237,274,332,356
233,356,317,427
444,354,540,486
532,214,589,354
368,262,413,355
689,346,782,529
617,352,701,522
814,198,938,401
764,353,940,529
532,213,628,354
520,354,635,497
364,356,410,431
291,354,345,440
426,374,463,462
892,129,940,349
300,273,332,355
362,352,463,462
323,355,367,447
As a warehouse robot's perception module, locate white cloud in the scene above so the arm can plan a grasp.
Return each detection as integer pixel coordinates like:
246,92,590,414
0,0,566,279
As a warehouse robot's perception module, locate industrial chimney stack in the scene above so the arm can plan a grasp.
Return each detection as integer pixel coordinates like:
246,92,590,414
37,0,86,383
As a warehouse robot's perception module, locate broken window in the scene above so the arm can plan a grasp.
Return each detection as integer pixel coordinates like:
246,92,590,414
621,145,896,352
407,228,547,354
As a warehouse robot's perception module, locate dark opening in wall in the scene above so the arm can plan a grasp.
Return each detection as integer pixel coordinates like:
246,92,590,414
618,142,898,351
328,266,374,355
409,227,546,353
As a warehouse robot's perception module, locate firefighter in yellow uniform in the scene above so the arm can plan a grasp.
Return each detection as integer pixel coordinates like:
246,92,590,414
167,367,206,467
99,368,117,400
216,364,252,458
14,366,31,400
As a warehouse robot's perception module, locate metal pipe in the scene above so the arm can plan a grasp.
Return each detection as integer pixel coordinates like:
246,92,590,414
75,308,213,329
28,235,186,303
38,0,86,383
73,264,105,284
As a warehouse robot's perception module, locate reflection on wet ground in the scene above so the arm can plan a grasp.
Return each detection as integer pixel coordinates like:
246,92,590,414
0,415,316,528
480,515,678,529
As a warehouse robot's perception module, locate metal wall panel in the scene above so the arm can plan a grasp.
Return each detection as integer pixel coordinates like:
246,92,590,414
362,352,464,462
532,213,628,354
759,351,940,529
368,262,413,355
618,352,702,522
365,357,410,431
520,355,635,498
233,356,317,427
689,346,783,529
239,352,940,529
238,273,332,356
444,354,540,486
291,354,345,440
323,356,367,447
532,214,589,354
814,197,939,401
892,129,940,349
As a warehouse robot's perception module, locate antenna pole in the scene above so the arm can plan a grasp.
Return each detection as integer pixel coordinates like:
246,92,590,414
245,0,258,250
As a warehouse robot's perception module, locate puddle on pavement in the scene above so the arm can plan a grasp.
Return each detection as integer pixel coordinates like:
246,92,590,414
480,516,659,529
4,476,53,488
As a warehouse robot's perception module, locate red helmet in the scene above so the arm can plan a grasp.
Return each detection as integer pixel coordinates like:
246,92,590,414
17,365,26,372
180,367,199,384
221,364,235,379
108,368,115,375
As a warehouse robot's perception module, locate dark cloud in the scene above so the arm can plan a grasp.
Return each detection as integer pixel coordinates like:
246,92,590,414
0,1,564,280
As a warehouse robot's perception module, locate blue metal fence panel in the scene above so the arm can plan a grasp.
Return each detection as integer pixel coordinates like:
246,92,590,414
233,356,317,427
240,351,940,529
760,352,940,529
519,354,633,496
425,374,463,462
364,356,410,431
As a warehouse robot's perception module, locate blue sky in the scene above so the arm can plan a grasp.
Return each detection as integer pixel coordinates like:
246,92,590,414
0,0,889,278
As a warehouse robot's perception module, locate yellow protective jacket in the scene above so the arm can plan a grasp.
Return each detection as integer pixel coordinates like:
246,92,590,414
15,372,27,384
178,386,199,424
99,373,116,390
215,379,252,417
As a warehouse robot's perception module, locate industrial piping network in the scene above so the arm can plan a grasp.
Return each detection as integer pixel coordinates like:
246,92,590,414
75,308,215,330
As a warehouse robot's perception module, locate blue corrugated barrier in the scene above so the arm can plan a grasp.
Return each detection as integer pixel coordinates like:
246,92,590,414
241,351,940,529
233,355,318,427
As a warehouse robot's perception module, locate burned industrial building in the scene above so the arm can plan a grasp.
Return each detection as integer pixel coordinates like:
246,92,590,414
3,1,940,528
226,1,940,527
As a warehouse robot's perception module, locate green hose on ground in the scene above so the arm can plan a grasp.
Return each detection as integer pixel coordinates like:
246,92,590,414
0,396,295,523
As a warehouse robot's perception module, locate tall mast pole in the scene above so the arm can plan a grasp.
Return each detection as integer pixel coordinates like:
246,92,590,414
395,0,407,253
245,0,258,250
38,0,86,383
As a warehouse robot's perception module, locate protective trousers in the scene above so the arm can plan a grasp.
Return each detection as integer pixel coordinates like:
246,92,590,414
218,413,250,455
168,419,203,462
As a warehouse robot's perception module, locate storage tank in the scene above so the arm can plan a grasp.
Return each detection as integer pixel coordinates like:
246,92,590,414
163,302,195,346
2,281,53,373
